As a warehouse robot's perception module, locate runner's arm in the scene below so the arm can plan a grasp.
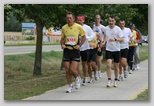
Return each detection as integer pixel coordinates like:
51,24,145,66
86,27,95,41
60,38,66,49
103,34,106,46
74,35,86,50
96,33,103,48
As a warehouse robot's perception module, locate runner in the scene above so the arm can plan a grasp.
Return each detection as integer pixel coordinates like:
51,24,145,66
118,19,133,80
87,23,104,83
133,24,141,70
104,16,124,87
60,12,86,93
93,15,106,79
127,23,140,74
76,15,95,86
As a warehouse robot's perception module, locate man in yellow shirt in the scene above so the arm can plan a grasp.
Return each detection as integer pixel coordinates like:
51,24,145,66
60,12,86,93
88,23,104,83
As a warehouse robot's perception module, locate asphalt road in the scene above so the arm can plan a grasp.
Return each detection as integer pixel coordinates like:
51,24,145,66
24,60,148,100
4,43,148,55
4,45,62,55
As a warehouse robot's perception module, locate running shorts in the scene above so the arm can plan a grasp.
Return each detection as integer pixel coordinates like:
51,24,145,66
105,50,120,63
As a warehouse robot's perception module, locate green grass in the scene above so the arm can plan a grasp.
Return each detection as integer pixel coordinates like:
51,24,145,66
4,45,148,100
4,51,67,100
139,45,148,61
135,89,148,100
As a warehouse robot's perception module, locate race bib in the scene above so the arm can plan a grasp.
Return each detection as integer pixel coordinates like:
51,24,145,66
66,36,76,46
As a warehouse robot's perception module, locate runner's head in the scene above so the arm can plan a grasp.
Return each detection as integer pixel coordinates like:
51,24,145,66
66,12,75,26
77,15,85,26
118,19,125,29
108,15,116,28
89,23,94,30
129,23,135,30
95,15,101,25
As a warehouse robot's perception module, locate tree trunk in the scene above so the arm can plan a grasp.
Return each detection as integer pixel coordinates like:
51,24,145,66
33,23,44,76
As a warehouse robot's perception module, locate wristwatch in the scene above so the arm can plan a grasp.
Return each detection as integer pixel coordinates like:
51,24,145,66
114,38,117,41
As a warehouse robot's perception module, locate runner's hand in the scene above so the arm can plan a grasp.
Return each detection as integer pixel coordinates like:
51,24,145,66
109,38,115,42
74,45,80,50
99,43,103,48
61,45,66,49
102,42,105,47
98,47,101,52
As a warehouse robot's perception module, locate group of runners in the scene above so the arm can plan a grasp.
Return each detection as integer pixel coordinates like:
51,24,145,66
60,12,141,93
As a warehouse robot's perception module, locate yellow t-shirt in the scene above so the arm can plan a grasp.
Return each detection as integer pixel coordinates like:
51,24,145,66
89,32,98,49
61,23,86,50
129,30,137,46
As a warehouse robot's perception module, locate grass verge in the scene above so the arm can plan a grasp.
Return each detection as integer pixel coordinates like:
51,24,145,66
4,51,66,100
135,89,148,100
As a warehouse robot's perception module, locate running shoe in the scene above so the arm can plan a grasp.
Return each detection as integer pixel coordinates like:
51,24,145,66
66,86,73,93
136,64,140,70
92,71,94,78
129,70,132,74
98,71,102,78
106,80,112,87
95,76,99,81
118,75,123,81
75,77,80,89
113,81,118,87
88,78,94,83
123,70,128,78
82,77,86,86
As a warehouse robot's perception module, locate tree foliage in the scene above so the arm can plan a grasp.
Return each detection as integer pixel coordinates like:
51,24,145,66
5,4,148,34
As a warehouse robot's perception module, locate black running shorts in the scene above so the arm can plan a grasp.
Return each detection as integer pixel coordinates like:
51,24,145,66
97,46,105,56
105,50,120,63
120,48,128,58
80,50,89,61
88,48,97,63
63,48,80,62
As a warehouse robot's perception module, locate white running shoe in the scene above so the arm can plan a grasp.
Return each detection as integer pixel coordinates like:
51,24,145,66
82,77,86,86
129,70,133,74
79,77,82,82
98,71,102,78
113,81,118,87
106,80,112,87
75,77,80,89
94,71,99,81
136,64,140,70
118,75,123,81
95,76,99,81
66,86,73,93
123,70,128,78
92,71,94,78
88,78,94,83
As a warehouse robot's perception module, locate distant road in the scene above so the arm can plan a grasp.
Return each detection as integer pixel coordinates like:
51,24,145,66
4,45,62,55
4,43,148,55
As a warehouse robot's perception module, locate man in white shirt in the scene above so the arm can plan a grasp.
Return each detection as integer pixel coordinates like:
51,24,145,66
76,15,95,86
104,16,123,87
118,19,133,81
93,15,106,79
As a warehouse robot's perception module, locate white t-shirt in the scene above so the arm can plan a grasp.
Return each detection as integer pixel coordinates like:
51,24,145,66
104,25,124,51
93,24,105,40
80,24,95,51
120,27,133,49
